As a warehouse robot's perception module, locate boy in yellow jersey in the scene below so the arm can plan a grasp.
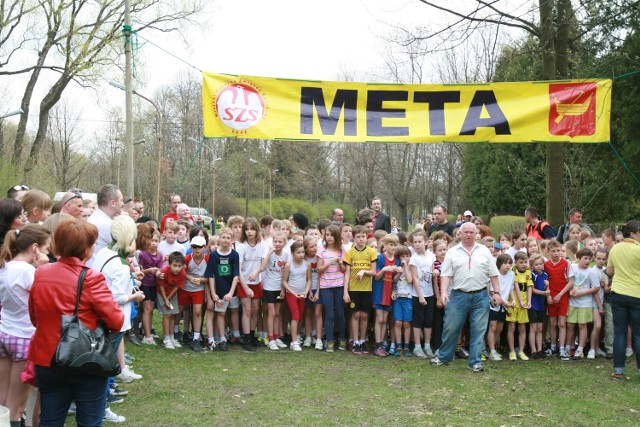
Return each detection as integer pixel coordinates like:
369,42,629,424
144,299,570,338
343,225,378,354
506,251,533,361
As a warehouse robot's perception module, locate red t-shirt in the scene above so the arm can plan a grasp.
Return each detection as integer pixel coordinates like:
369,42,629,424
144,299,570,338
544,258,570,296
158,265,186,296
380,255,395,306
160,212,179,233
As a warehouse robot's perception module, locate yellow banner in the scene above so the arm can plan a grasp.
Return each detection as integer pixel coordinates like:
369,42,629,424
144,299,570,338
202,72,611,143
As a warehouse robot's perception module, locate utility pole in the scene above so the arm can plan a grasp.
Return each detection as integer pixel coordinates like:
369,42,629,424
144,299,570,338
124,0,134,197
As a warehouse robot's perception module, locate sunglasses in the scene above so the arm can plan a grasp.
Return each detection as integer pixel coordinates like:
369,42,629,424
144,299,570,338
11,185,29,191
62,194,82,204
191,245,204,249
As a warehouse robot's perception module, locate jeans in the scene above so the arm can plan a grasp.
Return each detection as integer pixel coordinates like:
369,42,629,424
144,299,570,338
321,287,346,342
36,365,108,427
438,289,490,367
611,292,640,374
604,300,614,353
106,331,124,397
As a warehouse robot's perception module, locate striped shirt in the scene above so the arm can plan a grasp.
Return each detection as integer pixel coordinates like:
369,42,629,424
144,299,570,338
318,247,344,289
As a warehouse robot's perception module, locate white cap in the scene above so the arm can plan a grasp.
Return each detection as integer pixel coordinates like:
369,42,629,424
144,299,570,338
190,236,207,247
463,210,473,217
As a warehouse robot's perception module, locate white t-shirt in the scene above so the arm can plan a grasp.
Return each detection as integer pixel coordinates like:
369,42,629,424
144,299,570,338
92,248,133,332
158,240,186,261
570,264,600,308
410,251,436,298
0,260,36,338
262,250,291,291
305,256,319,290
505,246,527,261
237,241,268,285
287,259,308,294
492,270,515,312
184,255,207,292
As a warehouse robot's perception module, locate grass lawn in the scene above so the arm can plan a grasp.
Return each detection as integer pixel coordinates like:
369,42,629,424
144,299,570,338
66,340,640,426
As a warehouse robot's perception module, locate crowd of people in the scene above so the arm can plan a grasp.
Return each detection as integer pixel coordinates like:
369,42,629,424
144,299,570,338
0,185,639,426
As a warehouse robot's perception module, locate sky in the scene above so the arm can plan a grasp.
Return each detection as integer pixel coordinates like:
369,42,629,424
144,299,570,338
2,0,529,137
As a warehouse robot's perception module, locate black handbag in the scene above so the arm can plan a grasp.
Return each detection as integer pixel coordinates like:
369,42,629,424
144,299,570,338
54,268,121,378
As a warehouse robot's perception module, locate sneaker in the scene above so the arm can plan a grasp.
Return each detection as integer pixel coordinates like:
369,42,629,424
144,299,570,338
509,351,517,361
151,331,160,339
587,349,596,360
455,348,469,359
268,340,279,351
405,347,413,357
173,330,183,342
626,347,634,358
303,336,312,347
596,348,608,358
461,347,469,358
544,348,554,357
423,346,435,358
275,338,287,349
103,407,126,423
107,394,124,404
208,341,218,351
163,339,175,350
326,341,334,353
338,339,347,351
229,335,241,345
430,356,446,366
68,402,76,414
218,340,228,351
110,386,128,396
141,336,156,345
374,346,388,357
290,341,302,352
181,331,193,345
489,350,502,361
352,343,362,355
413,346,427,359
468,364,485,372
518,352,529,361
315,339,324,351
559,350,570,361
480,353,487,361
241,337,256,352
123,365,142,380
360,343,369,354
115,371,133,384
127,333,141,346
572,350,584,360
192,340,202,352
388,347,397,356
123,352,135,363
171,338,182,348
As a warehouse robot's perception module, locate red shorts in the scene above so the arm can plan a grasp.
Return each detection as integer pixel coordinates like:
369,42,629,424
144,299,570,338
547,294,569,317
237,283,263,300
178,289,204,306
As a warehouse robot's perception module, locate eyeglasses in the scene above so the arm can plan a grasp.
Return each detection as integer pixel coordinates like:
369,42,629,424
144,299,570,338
11,185,29,191
191,245,204,249
62,194,82,204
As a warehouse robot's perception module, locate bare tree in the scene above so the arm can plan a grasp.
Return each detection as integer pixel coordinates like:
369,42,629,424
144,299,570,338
46,102,86,189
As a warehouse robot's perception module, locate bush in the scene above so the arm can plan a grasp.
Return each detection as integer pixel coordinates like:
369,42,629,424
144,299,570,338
489,215,527,237
232,197,356,223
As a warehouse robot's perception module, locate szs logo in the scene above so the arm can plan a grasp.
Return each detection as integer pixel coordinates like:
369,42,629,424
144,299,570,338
214,80,266,133
549,82,596,137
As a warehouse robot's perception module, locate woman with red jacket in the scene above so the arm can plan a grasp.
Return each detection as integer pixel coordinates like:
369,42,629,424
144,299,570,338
29,219,124,427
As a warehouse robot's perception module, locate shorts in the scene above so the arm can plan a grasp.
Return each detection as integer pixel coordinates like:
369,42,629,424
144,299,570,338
393,297,413,322
141,285,157,302
506,306,529,324
305,290,323,306
228,296,240,309
157,293,179,315
547,295,569,317
263,289,284,304
348,291,372,313
285,292,306,321
412,296,435,329
0,331,30,361
238,282,263,300
373,303,392,312
489,309,507,322
214,300,229,313
178,289,205,306
567,306,592,324
528,309,546,324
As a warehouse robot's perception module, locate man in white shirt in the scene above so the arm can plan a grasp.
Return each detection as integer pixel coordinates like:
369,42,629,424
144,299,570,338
431,222,503,372
87,184,124,267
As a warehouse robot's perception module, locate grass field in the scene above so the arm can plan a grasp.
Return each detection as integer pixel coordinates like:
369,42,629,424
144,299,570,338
66,340,640,426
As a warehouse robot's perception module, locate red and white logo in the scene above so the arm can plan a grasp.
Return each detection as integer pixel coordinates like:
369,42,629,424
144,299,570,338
215,81,265,131
549,82,596,137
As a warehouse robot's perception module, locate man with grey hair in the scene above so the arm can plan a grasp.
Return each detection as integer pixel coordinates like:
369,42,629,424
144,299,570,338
431,222,503,372
87,184,124,267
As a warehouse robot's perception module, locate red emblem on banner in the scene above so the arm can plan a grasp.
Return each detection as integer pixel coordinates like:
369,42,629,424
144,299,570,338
549,82,596,137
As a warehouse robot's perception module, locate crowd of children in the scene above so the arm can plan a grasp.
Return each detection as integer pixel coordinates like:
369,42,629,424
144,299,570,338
129,213,625,366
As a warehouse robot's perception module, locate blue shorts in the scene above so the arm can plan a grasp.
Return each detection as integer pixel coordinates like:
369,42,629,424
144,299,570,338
372,303,392,312
305,290,323,306
393,297,413,322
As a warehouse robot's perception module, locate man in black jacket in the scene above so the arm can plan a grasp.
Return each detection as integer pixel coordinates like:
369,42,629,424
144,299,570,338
371,197,391,233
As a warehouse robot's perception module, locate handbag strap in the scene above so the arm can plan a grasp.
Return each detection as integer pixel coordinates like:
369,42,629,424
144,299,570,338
73,268,89,318
99,254,120,273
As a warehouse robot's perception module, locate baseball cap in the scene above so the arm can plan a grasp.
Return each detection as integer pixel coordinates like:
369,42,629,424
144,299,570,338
464,210,473,217
190,236,207,247
495,243,502,250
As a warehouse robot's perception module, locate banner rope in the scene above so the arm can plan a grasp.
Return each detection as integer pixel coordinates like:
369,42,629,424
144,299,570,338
175,137,204,193
608,68,640,185
136,33,202,73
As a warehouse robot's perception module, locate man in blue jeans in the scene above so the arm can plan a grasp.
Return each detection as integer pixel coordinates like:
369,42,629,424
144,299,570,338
431,222,503,372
